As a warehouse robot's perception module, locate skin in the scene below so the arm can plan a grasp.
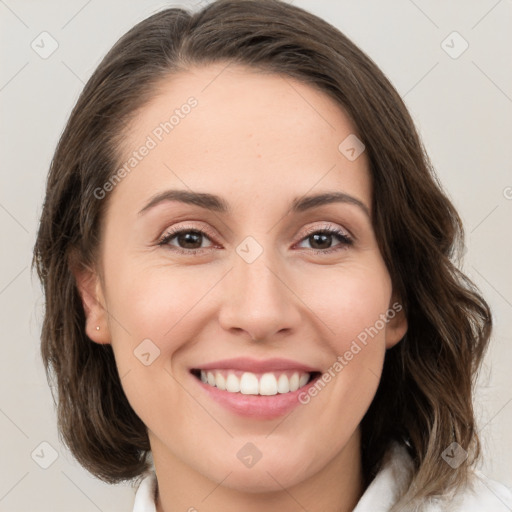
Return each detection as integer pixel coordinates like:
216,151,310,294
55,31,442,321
76,62,408,512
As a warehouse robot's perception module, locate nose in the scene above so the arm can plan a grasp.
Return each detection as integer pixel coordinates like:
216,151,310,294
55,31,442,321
217,250,302,343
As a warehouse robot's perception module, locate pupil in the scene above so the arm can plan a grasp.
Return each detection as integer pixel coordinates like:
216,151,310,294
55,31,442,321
311,233,331,249
179,231,202,249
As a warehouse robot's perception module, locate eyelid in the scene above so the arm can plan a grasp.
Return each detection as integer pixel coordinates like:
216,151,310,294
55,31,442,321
157,222,219,245
299,222,353,240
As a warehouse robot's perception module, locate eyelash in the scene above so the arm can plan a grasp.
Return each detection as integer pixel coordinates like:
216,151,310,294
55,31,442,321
157,224,353,256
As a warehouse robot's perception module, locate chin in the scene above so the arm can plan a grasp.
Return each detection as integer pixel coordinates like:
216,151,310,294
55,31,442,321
220,465,308,494
199,447,316,493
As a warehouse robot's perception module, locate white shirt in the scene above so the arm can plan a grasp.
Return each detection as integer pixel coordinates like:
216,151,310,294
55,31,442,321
132,443,512,511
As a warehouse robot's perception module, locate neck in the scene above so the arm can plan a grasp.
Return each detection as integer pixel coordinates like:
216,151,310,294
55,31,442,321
152,428,364,512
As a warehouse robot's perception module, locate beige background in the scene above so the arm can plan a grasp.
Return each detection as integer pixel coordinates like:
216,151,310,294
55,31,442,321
1,0,511,510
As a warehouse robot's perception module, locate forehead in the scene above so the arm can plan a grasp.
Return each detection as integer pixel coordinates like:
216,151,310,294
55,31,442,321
111,62,371,215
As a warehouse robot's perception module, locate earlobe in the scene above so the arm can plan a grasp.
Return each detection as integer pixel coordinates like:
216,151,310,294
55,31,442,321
69,254,111,345
385,295,408,350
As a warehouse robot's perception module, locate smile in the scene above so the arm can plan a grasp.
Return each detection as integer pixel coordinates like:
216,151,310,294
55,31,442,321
191,369,319,395
189,357,323,419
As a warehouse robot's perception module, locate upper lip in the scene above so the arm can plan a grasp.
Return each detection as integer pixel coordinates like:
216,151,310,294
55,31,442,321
191,357,321,374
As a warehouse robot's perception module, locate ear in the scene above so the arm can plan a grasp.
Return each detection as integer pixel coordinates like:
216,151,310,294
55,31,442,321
384,293,407,349
69,252,111,345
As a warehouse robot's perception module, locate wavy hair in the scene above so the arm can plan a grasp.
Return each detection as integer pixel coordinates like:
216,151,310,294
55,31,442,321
32,0,491,506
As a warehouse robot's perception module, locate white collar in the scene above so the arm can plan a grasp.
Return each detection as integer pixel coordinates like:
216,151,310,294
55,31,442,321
132,442,512,512
353,442,415,511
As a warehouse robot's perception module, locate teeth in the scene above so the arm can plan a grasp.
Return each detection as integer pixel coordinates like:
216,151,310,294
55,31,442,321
216,372,226,391
240,372,259,394
277,373,290,393
198,370,311,395
289,372,299,392
226,373,240,393
259,373,278,395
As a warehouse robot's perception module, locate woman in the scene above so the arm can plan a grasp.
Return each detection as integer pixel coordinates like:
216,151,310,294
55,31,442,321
32,1,512,510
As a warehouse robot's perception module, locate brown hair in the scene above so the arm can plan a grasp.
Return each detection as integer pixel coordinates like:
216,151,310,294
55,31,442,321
32,0,491,505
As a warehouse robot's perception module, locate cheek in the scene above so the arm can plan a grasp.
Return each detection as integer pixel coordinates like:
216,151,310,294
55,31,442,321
105,262,205,352
301,260,393,351
102,264,209,434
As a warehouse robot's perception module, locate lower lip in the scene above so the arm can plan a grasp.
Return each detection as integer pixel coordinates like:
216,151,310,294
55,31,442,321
192,372,321,420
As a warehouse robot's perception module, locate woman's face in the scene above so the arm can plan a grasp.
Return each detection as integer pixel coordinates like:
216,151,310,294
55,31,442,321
82,63,407,492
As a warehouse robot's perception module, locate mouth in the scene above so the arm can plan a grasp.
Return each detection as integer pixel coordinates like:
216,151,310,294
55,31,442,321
190,368,322,396
188,357,323,419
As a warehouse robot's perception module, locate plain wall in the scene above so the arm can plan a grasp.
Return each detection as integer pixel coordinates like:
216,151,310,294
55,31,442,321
1,0,511,510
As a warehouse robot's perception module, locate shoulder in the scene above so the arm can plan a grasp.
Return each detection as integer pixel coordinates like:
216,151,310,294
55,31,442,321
445,470,512,511
356,442,512,512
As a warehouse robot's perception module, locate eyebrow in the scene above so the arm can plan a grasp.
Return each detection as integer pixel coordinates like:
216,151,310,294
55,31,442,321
138,189,370,218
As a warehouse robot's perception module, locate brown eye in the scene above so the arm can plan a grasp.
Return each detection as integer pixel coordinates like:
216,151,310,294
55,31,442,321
158,227,216,254
296,228,353,254
173,230,205,249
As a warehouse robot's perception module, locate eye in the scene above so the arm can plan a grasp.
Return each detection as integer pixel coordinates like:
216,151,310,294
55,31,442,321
157,223,354,256
158,226,216,255
295,225,353,254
